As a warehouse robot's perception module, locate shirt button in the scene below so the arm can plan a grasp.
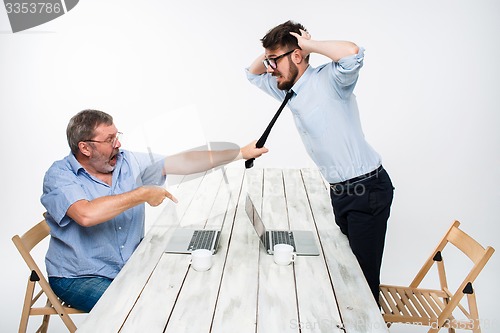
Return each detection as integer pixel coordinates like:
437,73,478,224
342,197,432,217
118,226,122,230
120,245,124,249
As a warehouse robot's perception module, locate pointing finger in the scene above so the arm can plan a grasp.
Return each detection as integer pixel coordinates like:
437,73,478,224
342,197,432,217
165,190,178,203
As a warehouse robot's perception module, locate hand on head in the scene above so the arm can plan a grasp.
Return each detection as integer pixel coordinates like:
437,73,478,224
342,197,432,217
290,29,311,58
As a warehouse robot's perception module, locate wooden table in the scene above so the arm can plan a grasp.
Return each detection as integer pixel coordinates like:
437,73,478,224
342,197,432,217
77,168,388,333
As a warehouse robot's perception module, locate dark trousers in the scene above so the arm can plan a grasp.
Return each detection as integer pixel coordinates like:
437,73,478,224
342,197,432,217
329,167,394,304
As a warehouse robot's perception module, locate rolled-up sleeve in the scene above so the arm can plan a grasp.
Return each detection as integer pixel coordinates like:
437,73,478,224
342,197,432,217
41,166,88,226
329,47,365,97
245,68,284,101
338,47,365,72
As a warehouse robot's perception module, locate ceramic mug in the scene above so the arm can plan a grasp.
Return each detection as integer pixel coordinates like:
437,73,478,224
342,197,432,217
273,244,296,266
189,249,213,271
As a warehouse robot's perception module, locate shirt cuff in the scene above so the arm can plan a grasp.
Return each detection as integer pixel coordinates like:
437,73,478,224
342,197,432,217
338,47,365,71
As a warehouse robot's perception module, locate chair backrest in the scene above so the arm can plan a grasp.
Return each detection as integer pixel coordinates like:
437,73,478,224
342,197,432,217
410,220,495,290
12,219,50,276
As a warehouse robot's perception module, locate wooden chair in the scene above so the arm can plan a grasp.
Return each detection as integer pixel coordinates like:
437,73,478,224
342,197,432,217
379,220,494,333
12,217,86,333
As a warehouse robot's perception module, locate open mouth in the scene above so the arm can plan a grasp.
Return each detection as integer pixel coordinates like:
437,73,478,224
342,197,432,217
273,72,285,82
109,151,118,165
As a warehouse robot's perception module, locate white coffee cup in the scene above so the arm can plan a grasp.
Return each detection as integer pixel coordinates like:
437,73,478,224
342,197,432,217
189,249,213,272
273,244,296,266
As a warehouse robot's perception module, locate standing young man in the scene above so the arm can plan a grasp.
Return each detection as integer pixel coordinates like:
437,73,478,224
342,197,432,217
246,20,394,304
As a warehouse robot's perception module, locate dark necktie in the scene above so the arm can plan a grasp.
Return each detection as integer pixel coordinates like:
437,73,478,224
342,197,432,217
245,90,294,169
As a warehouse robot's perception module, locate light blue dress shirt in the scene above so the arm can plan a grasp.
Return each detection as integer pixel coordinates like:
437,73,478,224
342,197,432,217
41,150,166,279
246,47,381,183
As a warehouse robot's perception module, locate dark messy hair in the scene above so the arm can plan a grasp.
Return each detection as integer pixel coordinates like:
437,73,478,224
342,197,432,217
261,20,307,52
66,109,113,155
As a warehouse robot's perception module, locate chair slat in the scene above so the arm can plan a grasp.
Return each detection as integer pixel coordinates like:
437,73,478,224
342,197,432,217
389,287,411,317
422,292,444,317
378,290,391,314
429,292,447,311
397,287,419,317
403,288,427,318
380,286,399,314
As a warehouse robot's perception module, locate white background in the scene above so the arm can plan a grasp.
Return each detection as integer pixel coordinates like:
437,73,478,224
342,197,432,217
1,0,499,332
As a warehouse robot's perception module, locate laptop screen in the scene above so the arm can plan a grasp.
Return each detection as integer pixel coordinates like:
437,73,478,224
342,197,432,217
245,195,267,246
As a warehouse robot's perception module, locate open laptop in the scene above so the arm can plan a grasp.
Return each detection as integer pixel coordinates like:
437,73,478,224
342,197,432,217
245,194,320,256
164,219,223,254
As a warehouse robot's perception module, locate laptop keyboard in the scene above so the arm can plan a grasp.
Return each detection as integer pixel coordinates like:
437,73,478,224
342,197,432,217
188,230,217,251
271,231,296,250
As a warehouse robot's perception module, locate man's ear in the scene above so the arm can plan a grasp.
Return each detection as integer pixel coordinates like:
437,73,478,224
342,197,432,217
78,142,91,157
291,49,306,65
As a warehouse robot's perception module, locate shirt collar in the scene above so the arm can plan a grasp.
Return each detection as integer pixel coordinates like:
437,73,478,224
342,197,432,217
67,150,124,175
291,65,314,96
67,152,85,174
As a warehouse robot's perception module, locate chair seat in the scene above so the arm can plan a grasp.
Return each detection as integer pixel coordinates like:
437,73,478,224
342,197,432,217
380,285,449,324
380,284,478,330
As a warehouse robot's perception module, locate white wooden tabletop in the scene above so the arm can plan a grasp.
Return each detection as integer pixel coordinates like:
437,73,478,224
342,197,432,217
77,167,388,333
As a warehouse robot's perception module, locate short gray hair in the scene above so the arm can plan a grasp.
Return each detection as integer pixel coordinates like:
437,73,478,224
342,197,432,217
66,109,113,154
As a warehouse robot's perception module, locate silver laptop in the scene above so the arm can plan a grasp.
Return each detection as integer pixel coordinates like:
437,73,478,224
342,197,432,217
245,195,320,256
165,223,222,254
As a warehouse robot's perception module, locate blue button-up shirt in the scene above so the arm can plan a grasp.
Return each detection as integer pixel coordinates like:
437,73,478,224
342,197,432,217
41,150,166,279
246,48,381,183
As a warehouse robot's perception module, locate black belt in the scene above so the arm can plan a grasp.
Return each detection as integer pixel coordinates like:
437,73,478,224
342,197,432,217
330,165,384,190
